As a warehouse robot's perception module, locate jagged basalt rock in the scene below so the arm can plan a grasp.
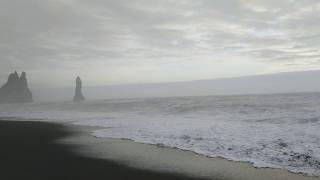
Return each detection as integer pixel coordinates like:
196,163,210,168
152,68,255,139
73,76,85,103
0,71,33,103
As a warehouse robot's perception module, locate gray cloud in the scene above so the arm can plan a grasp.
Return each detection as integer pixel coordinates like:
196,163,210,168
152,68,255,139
1,0,320,87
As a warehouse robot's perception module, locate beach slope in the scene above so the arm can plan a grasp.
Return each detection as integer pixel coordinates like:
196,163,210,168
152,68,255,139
0,120,205,180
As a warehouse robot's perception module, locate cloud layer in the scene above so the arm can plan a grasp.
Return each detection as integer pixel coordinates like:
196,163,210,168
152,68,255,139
1,0,320,87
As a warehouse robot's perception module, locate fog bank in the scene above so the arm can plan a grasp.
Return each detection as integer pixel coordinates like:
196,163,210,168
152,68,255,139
31,70,320,102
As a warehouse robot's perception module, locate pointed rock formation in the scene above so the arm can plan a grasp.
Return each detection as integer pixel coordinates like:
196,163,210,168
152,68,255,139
73,76,85,103
0,71,33,103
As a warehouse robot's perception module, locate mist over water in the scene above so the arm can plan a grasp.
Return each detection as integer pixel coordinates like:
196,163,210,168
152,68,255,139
31,70,320,102
2,0,320,178
1,93,320,176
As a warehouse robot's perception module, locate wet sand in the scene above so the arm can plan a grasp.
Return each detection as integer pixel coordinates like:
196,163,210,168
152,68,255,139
61,124,320,180
1,118,319,180
0,120,206,180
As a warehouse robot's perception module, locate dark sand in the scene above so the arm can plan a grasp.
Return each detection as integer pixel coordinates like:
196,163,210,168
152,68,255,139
0,120,207,180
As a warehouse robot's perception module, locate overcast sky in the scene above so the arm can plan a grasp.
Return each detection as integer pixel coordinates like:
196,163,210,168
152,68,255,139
1,0,320,87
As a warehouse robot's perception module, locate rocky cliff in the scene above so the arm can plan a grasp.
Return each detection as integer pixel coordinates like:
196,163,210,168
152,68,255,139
0,71,33,103
73,76,85,103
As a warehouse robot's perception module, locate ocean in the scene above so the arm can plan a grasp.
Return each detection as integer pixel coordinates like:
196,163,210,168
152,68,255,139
1,92,320,176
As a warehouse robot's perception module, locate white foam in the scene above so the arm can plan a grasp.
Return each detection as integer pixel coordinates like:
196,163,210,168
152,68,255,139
1,94,320,176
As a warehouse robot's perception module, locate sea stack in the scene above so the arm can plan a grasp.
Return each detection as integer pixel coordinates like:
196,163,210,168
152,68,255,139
73,76,85,103
0,71,33,103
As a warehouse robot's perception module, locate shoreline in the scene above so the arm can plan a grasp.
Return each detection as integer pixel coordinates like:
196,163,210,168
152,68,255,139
1,118,319,180
61,123,320,180
0,119,205,180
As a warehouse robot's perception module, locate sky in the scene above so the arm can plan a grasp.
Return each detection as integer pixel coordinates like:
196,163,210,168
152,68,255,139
1,0,320,88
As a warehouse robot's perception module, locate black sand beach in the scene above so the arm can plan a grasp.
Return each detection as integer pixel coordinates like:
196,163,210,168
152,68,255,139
0,119,206,180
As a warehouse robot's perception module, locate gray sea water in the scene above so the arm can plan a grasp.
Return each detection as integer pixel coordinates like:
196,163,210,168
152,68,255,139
1,92,320,176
